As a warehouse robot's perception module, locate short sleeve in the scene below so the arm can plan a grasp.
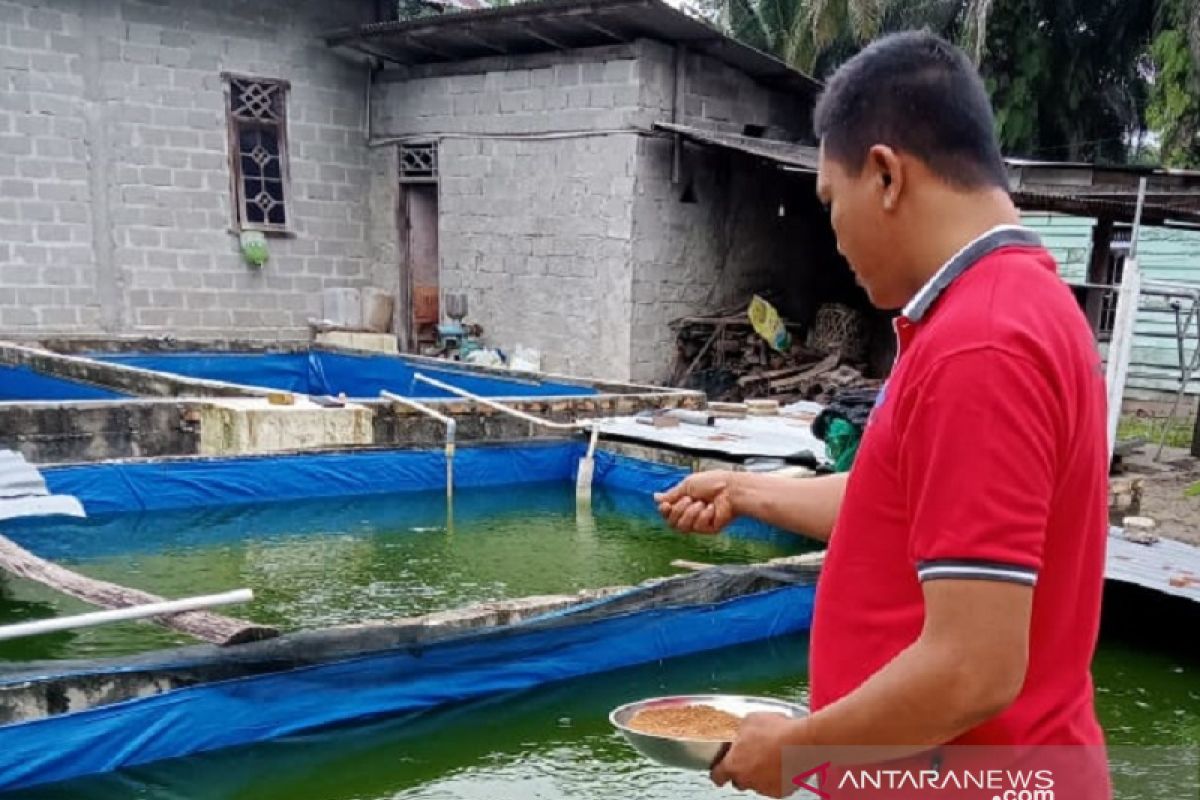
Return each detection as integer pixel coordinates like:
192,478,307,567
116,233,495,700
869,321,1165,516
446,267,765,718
899,347,1058,586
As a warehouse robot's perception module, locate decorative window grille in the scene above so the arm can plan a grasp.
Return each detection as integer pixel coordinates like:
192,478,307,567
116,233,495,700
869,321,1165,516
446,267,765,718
225,74,291,232
399,143,438,183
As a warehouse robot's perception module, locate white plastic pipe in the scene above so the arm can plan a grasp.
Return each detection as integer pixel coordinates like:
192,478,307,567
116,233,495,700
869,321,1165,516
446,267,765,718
1105,257,1141,459
412,372,586,431
411,374,600,505
0,589,253,642
381,390,457,498
1105,178,1148,460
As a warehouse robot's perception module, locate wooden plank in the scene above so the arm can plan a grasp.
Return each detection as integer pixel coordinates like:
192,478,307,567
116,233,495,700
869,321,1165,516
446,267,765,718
0,534,278,646
767,354,839,391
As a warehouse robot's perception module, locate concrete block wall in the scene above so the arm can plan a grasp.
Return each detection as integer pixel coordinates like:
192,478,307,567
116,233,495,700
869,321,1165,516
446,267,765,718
634,39,812,137
0,0,375,339
628,42,820,383
373,45,644,136
373,45,643,379
627,138,819,384
436,135,637,379
371,39,821,382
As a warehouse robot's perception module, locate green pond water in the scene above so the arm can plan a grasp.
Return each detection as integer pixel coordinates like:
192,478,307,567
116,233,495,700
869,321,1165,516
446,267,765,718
0,482,803,660
6,633,1198,800
1,484,1197,799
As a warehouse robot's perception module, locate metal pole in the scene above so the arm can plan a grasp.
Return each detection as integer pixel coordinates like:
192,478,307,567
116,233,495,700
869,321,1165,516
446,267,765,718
0,589,253,642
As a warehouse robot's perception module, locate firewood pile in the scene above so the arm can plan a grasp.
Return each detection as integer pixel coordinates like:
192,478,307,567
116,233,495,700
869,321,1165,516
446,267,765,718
668,303,880,404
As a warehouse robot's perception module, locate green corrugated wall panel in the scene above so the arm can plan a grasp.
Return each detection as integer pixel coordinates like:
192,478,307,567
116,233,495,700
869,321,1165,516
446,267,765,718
1021,213,1092,283
1023,213,1200,401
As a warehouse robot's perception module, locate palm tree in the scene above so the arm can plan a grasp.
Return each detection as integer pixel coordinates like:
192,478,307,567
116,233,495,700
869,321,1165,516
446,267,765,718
714,0,1200,166
721,0,995,76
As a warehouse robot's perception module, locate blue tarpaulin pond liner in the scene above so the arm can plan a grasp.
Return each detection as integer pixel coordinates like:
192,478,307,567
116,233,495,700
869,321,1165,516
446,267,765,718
95,350,598,399
35,442,787,540
0,365,126,402
0,444,814,791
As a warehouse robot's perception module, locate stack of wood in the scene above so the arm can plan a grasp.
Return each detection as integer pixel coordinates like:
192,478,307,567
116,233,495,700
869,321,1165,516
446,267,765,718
668,303,880,404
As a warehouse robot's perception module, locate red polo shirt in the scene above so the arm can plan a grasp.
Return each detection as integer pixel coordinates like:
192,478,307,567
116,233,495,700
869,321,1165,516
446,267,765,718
810,228,1109,753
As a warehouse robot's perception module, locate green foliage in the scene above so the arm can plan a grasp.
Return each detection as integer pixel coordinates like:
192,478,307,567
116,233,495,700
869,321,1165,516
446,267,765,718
1147,0,1200,166
1118,414,1194,450
712,0,1197,166
396,0,440,19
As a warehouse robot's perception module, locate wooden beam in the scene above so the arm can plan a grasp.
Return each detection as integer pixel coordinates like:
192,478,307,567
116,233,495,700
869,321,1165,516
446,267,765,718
459,27,508,55
0,534,278,646
522,23,570,50
354,42,415,67
402,34,461,60
579,18,629,43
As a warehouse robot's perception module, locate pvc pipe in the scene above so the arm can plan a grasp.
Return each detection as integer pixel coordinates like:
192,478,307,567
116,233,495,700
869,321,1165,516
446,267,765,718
412,373,586,432
381,390,456,498
1105,178,1148,460
0,589,253,642
585,423,600,460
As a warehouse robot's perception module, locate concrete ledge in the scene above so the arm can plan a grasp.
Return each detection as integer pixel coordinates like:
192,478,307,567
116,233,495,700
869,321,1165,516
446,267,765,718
0,342,268,399
0,400,204,464
198,398,375,456
313,331,399,355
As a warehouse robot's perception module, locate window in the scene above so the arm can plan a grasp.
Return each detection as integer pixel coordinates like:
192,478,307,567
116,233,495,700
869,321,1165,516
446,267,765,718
224,74,291,232
399,143,438,183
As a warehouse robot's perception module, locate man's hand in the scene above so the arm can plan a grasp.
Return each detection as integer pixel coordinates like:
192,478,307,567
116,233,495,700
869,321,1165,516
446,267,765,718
653,471,738,534
710,712,802,798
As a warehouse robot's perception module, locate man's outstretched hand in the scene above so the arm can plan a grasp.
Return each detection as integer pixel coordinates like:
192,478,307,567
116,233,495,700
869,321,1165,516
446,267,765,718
653,471,738,534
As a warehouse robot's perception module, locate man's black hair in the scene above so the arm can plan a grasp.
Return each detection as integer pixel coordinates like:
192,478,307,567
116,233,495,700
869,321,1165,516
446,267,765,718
813,31,1009,190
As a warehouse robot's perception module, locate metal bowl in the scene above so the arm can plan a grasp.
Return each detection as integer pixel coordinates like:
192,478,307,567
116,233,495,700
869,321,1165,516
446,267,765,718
610,694,808,771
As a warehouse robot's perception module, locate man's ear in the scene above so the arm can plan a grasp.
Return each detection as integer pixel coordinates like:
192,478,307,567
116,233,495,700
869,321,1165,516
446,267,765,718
867,145,904,212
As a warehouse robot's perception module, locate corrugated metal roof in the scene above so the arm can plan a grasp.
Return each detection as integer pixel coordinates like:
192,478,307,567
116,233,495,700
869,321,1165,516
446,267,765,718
0,450,84,522
325,0,821,97
1011,191,1200,229
654,122,820,171
1006,158,1200,180
1107,528,1200,604
1008,160,1200,227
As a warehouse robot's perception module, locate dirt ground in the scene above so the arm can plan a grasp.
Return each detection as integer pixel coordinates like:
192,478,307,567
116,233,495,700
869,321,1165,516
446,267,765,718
1120,446,1200,546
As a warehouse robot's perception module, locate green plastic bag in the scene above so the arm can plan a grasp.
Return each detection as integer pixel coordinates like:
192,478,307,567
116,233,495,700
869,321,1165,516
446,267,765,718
240,231,269,268
825,417,862,473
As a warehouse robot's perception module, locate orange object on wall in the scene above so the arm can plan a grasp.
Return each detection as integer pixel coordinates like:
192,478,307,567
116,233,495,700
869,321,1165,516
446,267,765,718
413,286,439,325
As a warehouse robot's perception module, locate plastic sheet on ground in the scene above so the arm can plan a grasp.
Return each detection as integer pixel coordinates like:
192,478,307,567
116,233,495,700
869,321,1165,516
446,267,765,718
596,412,828,464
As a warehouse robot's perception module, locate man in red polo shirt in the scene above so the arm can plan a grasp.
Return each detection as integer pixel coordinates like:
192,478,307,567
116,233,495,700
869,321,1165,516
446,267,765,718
656,32,1109,797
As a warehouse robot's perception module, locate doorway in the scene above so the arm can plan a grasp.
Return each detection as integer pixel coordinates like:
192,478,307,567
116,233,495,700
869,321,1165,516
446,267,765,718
398,144,440,352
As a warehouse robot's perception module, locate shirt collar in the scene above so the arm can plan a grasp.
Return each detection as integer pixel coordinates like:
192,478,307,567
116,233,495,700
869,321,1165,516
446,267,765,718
901,224,1043,322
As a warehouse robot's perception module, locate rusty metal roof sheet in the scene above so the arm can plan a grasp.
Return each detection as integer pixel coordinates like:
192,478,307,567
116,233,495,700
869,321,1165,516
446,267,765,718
654,122,819,171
